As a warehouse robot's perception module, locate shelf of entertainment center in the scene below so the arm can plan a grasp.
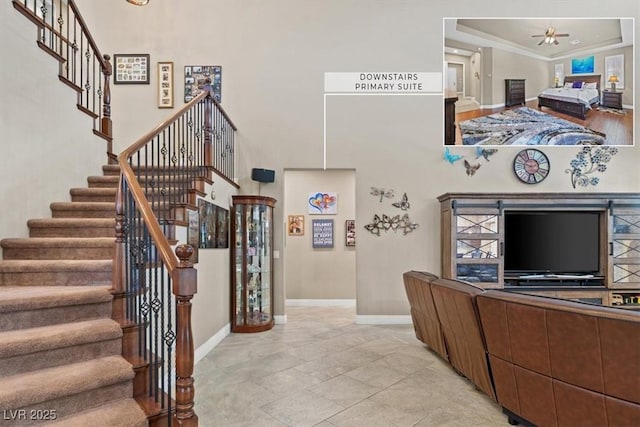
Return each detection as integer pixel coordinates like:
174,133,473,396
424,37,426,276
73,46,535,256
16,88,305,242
504,275,605,288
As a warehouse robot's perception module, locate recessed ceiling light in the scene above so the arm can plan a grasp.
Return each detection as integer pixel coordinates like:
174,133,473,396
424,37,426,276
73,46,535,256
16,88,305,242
453,49,459,53
570,40,581,45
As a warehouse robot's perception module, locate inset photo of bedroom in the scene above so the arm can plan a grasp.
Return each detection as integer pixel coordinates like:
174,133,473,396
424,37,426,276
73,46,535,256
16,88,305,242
443,17,634,146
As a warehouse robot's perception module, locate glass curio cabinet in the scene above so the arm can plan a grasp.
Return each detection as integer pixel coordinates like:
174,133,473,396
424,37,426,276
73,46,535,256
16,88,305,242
231,195,277,332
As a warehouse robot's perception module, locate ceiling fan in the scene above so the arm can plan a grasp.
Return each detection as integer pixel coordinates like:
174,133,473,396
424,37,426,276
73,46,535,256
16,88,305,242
531,27,569,45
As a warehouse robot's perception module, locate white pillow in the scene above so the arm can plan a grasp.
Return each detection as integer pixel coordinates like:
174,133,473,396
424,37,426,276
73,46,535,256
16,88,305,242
564,82,573,89
584,82,597,90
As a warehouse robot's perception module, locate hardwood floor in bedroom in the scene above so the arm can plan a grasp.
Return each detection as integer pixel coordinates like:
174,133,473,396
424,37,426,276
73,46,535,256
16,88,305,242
454,99,633,146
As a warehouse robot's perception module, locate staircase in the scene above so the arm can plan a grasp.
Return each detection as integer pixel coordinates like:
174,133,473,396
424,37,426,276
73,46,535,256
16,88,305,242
0,165,148,426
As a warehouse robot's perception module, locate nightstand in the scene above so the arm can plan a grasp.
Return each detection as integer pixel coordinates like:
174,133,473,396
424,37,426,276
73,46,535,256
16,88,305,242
601,91,623,109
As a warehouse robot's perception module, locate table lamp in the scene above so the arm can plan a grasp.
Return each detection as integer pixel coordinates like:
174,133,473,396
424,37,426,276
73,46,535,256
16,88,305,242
608,75,619,92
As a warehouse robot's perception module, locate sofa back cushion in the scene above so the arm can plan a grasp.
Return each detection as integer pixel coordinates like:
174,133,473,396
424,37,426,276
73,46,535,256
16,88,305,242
477,290,640,426
402,271,447,360
430,278,496,401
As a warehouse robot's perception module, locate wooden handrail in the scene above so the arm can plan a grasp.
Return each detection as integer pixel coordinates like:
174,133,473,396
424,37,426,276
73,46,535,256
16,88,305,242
67,1,108,71
119,92,209,161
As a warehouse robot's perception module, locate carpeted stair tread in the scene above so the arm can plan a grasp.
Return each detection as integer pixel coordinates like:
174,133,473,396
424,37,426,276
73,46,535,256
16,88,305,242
27,218,116,228
1,237,114,249
49,398,148,427
0,355,134,410
70,187,117,196
87,176,120,187
27,218,115,238
0,260,112,286
1,237,114,260
50,202,116,218
0,318,121,359
0,285,112,313
0,259,112,272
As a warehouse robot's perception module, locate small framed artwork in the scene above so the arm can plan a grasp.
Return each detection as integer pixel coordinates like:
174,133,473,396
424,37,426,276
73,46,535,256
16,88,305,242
308,192,338,215
312,219,334,248
288,215,305,236
113,54,150,84
184,65,222,103
345,220,356,246
157,62,174,108
186,208,199,263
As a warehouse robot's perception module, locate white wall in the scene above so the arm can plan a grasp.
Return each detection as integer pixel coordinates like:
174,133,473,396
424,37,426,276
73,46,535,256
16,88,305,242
5,1,638,338
0,0,107,246
283,169,356,301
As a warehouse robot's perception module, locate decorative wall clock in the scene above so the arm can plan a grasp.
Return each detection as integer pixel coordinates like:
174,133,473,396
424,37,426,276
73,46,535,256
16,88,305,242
513,149,550,184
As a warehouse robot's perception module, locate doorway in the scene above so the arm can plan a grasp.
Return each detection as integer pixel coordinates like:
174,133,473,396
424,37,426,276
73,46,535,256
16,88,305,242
445,62,465,96
283,169,356,305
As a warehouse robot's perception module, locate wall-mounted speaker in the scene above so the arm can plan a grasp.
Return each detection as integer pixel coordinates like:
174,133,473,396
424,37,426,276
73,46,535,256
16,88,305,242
251,168,275,183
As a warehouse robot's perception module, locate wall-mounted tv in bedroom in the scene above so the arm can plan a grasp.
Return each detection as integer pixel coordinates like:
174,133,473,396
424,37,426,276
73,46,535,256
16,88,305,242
504,211,601,275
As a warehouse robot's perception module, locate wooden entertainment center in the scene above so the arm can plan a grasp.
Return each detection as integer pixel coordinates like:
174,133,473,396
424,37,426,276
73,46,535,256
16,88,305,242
438,193,640,308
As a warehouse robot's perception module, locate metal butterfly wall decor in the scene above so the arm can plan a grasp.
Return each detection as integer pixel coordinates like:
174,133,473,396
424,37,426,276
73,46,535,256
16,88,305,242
444,148,464,164
475,147,498,161
370,187,395,202
464,160,481,176
364,213,419,236
392,192,410,211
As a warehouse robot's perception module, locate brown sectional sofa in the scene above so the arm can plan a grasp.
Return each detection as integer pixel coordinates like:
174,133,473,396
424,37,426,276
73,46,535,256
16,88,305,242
403,270,640,427
402,271,447,360
477,291,640,427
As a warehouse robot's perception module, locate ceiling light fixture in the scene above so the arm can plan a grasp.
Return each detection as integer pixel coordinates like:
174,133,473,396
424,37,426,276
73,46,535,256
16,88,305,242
127,0,149,5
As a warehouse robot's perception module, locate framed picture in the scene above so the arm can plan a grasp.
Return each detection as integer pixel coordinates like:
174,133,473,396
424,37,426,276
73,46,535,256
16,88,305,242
571,55,594,74
308,192,338,215
345,220,356,246
157,62,174,108
184,65,222,103
186,209,199,263
312,219,334,248
113,54,150,84
288,215,305,236
197,199,229,249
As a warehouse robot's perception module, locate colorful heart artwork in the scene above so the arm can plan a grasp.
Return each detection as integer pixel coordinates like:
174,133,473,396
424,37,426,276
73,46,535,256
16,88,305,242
308,192,338,214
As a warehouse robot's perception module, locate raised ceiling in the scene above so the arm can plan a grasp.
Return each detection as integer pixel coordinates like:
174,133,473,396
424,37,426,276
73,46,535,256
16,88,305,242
444,18,633,60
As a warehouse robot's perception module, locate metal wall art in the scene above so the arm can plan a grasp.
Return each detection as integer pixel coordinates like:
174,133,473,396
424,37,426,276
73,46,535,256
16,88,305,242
364,213,419,236
444,147,464,164
370,187,395,202
443,147,499,178
566,146,618,188
364,191,418,236
464,160,481,176
392,193,410,210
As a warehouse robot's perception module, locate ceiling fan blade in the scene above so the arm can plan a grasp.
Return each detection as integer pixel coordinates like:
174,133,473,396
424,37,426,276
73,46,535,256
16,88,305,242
538,39,545,46
555,33,570,37
532,35,545,37
554,39,559,45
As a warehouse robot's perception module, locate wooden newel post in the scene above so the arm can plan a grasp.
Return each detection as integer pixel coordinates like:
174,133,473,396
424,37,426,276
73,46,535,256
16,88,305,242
101,54,115,164
111,176,126,321
173,244,198,426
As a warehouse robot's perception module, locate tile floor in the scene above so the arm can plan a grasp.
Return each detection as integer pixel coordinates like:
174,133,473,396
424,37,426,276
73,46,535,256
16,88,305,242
194,305,506,426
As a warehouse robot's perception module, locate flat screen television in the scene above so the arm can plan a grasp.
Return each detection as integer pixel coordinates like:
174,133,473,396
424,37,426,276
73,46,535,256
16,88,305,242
504,211,600,275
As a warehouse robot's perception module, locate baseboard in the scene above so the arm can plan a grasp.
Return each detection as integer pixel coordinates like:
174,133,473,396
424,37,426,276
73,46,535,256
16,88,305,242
194,322,230,365
355,315,412,325
285,299,356,307
274,314,287,324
